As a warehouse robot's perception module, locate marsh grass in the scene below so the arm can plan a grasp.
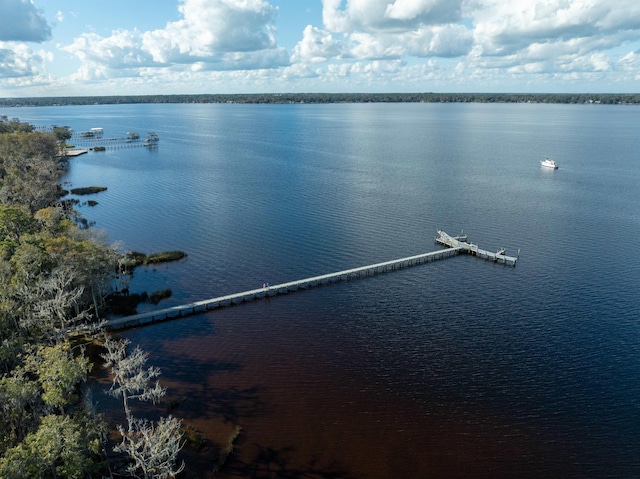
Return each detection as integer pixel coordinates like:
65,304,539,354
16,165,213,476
70,186,107,195
148,289,172,305
182,425,207,452
213,425,242,475
125,250,187,268
146,251,187,264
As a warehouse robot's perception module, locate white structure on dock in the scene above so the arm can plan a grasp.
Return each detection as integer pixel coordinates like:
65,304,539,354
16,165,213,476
102,230,518,331
434,230,519,266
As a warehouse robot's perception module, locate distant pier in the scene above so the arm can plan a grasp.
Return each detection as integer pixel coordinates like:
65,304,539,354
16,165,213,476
65,149,88,157
72,137,157,150
70,130,159,151
102,230,518,331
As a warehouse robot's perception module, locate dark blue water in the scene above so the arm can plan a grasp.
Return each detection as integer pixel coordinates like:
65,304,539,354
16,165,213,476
16,102,640,478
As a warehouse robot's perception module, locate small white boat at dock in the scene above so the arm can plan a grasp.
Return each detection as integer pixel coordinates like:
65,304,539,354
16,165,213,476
541,158,558,169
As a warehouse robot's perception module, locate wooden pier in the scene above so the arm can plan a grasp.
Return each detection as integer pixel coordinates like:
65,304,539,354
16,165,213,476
64,149,88,157
73,140,157,151
104,247,462,331
71,135,158,151
102,230,518,331
434,230,519,266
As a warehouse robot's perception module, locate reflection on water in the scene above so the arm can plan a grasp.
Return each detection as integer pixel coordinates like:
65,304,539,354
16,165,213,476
117,277,582,478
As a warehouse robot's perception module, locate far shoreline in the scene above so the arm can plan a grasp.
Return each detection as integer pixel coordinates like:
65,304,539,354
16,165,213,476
2,92,640,108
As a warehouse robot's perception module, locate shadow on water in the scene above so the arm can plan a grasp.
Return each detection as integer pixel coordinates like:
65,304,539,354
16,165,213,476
227,445,358,479
162,354,241,382
118,311,218,343
170,385,269,424
139,351,271,424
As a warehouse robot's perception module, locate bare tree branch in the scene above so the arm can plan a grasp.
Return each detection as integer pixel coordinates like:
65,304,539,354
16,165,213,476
115,416,185,479
102,336,184,478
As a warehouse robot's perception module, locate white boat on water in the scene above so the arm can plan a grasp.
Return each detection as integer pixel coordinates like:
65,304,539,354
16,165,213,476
541,158,558,169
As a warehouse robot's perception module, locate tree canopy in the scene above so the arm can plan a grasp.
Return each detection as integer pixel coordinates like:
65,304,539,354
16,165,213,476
0,125,114,478
0,119,190,478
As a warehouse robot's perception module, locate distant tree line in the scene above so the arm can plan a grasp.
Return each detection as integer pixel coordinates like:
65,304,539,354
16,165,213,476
1,92,640,108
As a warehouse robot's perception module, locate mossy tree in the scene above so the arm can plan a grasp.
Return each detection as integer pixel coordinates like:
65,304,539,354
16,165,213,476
0,125,116,477
103,336,185,479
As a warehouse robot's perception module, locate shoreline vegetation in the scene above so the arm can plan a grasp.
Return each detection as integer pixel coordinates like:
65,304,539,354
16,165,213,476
0,118,224,478
2,92,640,107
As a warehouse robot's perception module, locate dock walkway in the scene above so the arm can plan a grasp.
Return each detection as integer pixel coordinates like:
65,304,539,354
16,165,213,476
72,135,157,150
104,247,462,330
102,230,519,331
64,149,88,157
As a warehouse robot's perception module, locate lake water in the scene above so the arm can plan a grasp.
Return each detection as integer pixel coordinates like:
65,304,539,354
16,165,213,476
16,102,640,478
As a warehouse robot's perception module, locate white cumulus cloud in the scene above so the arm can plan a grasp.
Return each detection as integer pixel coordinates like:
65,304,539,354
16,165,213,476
0,41,51,82
61,0,289,80
142,0,284,65
470,0,640,57
323,0,465,32
314,0,473,64
0,0,51,42
64,30,155,70
292,25,346,63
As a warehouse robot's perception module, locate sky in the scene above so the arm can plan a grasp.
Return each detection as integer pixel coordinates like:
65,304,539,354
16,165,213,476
1,0,640,97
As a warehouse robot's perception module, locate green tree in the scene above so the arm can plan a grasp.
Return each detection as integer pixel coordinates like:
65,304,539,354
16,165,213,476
0,204,38,258
0,335,23,374
0,132,63,212
0,120,34,134
0,372,42,450
52,126,72,157
0,414,99,479
23,341,90,414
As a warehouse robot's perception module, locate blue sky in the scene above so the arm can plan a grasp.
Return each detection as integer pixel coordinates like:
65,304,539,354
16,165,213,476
1,0,640,97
